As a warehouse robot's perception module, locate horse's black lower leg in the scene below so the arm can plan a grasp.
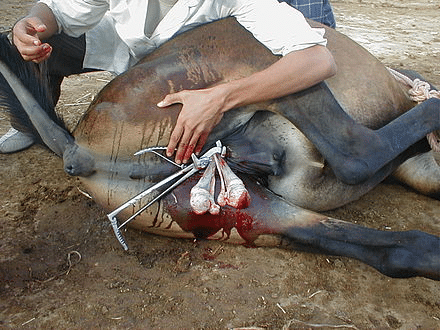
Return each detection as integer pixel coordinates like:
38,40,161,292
334,97,439,183
376,97,439,154
278,83,440,184
392,68,438,90
166,175,439,280
283,219,440,280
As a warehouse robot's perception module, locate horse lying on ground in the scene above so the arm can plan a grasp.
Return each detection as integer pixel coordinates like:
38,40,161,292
0,18,439,280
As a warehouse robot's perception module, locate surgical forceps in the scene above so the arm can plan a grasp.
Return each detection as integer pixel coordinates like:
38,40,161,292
107,141,226,250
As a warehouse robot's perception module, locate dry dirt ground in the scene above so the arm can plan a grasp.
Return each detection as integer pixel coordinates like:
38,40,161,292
0,0,439,329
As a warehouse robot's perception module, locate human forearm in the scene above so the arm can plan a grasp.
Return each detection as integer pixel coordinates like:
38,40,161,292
159,45,336,164
218,45,336,113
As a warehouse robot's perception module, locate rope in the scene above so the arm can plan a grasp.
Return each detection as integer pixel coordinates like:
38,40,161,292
387,67,440,152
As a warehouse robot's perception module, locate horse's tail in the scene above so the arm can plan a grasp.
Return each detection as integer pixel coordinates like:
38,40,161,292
0,33,66,140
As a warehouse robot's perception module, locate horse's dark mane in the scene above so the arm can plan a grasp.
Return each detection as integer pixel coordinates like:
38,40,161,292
0,33,67,139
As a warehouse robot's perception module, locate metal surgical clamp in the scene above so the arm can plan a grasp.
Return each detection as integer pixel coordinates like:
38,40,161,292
107,141,226,250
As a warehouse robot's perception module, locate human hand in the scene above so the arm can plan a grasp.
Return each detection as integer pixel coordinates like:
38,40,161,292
12,17,52,63
157,87,226,164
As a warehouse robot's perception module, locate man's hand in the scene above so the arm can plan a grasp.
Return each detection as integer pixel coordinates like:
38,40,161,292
13,17,52,63
157,87,226,164
157,45,336,165
12,3,58,63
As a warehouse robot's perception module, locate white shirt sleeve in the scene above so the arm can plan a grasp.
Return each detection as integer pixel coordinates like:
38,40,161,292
38,0,110,37
37,0,327,73
224,0,327,56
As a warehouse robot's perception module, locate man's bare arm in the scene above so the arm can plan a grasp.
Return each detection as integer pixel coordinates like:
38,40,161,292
158,45,337,164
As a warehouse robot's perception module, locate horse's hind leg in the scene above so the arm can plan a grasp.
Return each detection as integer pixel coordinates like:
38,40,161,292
277,83,440,185
165,177,440,280
244,179,440,280
391,68,438,90
281,217,440,280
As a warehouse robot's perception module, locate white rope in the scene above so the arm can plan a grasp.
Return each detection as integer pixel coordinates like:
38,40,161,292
387,67,440,152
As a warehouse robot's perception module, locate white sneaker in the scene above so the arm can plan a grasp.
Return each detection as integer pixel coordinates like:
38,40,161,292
0,127,35,153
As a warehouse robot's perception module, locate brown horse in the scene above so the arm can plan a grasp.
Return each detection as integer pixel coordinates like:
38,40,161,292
0,18,439,280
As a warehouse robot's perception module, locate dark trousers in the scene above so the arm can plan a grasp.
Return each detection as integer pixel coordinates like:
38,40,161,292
39,33,96,104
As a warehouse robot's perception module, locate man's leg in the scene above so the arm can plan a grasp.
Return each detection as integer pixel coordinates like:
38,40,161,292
0,33,91,153
43,33,91,105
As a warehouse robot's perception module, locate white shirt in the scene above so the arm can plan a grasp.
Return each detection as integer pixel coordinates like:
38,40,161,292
144,0,178,37
39,0,327,74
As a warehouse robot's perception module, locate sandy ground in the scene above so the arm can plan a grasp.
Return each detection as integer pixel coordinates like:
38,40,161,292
0,0,439,329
